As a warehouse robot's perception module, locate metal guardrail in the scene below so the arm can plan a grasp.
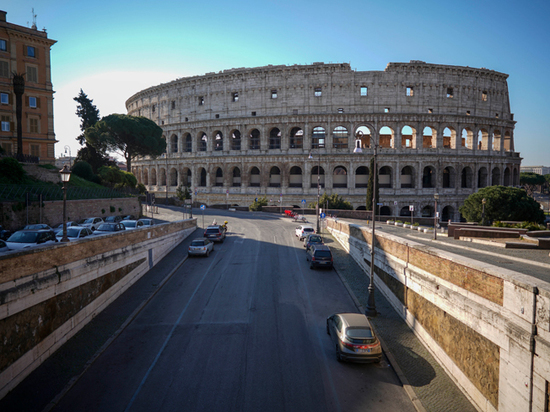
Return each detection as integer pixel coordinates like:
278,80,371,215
0,185,130,201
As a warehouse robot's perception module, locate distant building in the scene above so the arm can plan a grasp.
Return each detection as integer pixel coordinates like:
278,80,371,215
0,10,56,163
55,156,75,169
521,166,550,175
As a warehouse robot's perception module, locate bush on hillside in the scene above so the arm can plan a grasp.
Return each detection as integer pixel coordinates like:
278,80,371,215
0,157,26,184
72,161,95,181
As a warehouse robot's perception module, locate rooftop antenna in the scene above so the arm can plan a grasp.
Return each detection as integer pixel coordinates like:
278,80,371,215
31,8,37,30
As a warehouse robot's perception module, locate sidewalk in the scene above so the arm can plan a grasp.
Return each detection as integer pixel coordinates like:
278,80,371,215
324,232,479,412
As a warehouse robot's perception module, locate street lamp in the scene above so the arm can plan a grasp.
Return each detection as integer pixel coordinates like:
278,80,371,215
354,140,377,318
481,198,486,226
433,192,439,240
59,165,71,242
308,151,321,234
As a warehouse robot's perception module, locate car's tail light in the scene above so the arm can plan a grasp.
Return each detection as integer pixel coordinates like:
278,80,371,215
341,339,377,351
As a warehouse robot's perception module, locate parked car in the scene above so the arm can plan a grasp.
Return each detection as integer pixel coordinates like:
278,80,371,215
188,238,214,257
326,313,382,363
24,223,52,230
104,215,123,223
6,229,58,250
80,217,104,231
295,224,315,240
121,220,144,230
204,225,226,243
0,225,12,240
138,218,154,227
54,221,76,234
306,244,333,269
122,215,136,221
304,234,323,250
92,223,126,236
0,239,8,253
56,226,94,241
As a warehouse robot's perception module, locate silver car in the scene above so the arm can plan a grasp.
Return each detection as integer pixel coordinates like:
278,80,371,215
56,226,94,241
326,313,382,363
188,238,214,257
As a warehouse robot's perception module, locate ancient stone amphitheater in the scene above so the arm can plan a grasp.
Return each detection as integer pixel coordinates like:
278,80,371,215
126,61,521,221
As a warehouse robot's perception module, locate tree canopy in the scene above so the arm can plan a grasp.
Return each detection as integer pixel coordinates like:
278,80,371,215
459,185,545,224
85,114,166,171
520,172,546,196
309,193,353,210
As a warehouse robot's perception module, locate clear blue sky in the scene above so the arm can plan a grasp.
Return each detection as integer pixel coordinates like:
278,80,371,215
5,0,550,166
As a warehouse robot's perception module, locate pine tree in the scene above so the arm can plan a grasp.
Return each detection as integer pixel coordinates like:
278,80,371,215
74,89,100,144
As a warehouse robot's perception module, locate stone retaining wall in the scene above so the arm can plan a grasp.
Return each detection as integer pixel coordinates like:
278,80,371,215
327,218,550,412
0,219,196,399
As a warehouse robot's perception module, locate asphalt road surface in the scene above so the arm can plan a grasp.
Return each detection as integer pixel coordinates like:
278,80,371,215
7,211,417,412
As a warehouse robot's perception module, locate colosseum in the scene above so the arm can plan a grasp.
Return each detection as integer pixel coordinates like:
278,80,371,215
126,61,521,221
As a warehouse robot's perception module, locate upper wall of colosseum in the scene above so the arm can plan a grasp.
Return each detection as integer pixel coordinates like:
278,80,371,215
125,61,513,127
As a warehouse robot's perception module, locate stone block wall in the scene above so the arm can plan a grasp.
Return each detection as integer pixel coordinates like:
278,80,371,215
328,218,550,412
0,219,196,399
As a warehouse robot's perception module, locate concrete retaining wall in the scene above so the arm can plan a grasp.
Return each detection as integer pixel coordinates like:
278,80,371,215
327,218,550,412
0,218,196,399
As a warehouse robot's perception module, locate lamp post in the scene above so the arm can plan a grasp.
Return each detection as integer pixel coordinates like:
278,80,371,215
481,198,486,226
308,151,321,234
354,141,377,317
433,192,439,240
59,165,71,242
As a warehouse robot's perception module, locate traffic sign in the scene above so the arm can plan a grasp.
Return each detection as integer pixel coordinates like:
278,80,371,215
320,213,326,218
301,199,306,204
200,204,206,210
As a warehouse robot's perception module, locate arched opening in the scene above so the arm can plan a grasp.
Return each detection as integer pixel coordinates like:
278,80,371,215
355,126,371,149
493,130,502,151
269,166,281,187
400,206,412,217
491,167,500,186
170,134,178,153
183,168,191,187
143,169,149,185
289,166,302,187
355,166,369,188
422,205,434,217
422,166,435,188
311,166,325,188
462,128,473,149
250,167,260,187
379,166,392,188
461,167,473,188
151,169,157,185
442,206,454,222
443,127,456,149
215,167,223,186
513,168,519,186
199,168,207,186
232,167,241,187
504,131,512,151
379,126,393,148
185,133,192,152
199,132,207,151
312,127,325,149
333,166,347,188
333,126,348,149
504,167,511,186
169,168,178,186
400,166,414,188
478,129,489,151
290,127,303,149
380,206,392,216
423,126,436,148
356,205,367,211
214,131,223,151
249,129,260,150
443,167,455,188
478,167,488,188
401,125,416,149
269,128,281,149
160,168,167,186
231,130,241,151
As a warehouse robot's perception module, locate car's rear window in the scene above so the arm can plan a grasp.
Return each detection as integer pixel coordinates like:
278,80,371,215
191,240,205,246
309,236,322,242
346,327,375,344
205,228,220,234
303,228,314,232
314,250,331,258
8,232,39,243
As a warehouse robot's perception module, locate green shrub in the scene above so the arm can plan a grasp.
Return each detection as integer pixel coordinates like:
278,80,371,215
72,161,95,181
110,206,115,213
0,157,25,184
250,196,268,211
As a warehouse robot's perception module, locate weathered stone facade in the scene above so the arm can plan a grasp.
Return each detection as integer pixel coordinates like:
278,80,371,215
126,61,521,220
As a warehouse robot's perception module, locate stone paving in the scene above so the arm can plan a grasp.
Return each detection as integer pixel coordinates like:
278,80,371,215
324,233,479,412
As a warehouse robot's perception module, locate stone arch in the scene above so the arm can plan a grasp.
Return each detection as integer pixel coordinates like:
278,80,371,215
170,134,178,153
198,132,207,152
443,166,455,188
379,126,394,148
400,206,412,217
231,167,241,187
231,129,241,151
400,166,414,188
461,166,473,188
478,128,489,151
169,167,178,186
312,126,326,149
160,168,166,186
214,167,223,186
333,166,347,188
214,130,223,151
443,126,456,149
143,168,149,185
442,205,454,222
311,165,325,188
269,166,281,187
269,128,281,149
504,167,511,186
290,127,303,149
421,204,434,217
422,166,436,188
401,125,416,149
355,166,369,188
423,126,436,148
380,206,392,216
491,167,501,186
379,166,392,188
182,167,192,187
462,128,473,149
250,166,261,187
151,169,157,185
354,125,372,149
333,126,349,149
478,167,488,188
289,166,302,187
199,167,207,186
249,129,260,150
184,133,192,152
492,129,502,151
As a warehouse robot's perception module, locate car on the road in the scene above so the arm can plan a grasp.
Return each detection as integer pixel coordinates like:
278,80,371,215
306,244,333,269
56,226,94,241
326,313,382,363
121,220,144,230
5,229,58,250
138,218,154,227
304,234,323,251
204,225,225,243
24,223,52,230
92,223,126,236
104,215,123,223
80,217,104,231
188,238,214,257
295,224,315,240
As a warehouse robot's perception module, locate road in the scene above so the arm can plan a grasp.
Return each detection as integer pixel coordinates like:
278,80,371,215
41,210,416,412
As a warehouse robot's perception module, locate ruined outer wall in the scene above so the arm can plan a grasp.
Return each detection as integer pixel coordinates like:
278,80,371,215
328,219,550,412
0,219,196,399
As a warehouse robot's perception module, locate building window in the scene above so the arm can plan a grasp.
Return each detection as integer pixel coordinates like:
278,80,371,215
314,87,322,97
447,87,454,98
0,93,8,104
360,86,368,96
27,46,36,58
406,87,414,97
171,100,176,110
1,115,10,131
232,92,238,102
152,104,155,113
199,96,204,105
495,113,499,118
271,89,277,99
30,144,40,157
29,97,37,108
482,91,488,101
215,114,219,119
26,66,38,83
0,60,8,78
29,118,39,133
466,110,471,115
428,108,433,113
384,107,390,113
0,40,6,51
251,111,256,116
338,108,344,113
1,143,12,154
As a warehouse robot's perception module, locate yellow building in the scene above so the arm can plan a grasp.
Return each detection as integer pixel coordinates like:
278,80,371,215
0,10,56,163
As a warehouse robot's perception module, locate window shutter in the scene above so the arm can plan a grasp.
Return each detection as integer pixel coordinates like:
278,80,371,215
25,96,29,106
8,93,12,105
37,97,41,108
23,46,27,56
10,121,14,131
